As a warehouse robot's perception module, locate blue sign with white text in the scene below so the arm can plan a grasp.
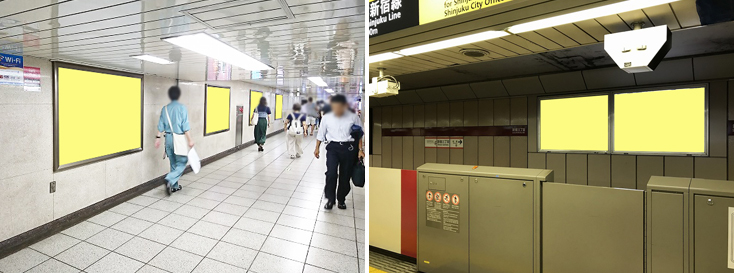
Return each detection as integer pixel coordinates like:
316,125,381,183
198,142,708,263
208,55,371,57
0,53,23,68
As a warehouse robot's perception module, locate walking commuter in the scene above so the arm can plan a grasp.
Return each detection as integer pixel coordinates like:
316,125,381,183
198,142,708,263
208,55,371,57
155,86,194,195
252,97,271,152
314,94,365,210
304,97,319,136
285,103,306,159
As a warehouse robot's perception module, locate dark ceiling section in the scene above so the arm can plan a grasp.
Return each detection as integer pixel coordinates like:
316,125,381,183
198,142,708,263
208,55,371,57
393,20,734,90
696,0,734,25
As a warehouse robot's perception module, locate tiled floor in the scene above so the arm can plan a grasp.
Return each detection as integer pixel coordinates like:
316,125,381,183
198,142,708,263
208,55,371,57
0,133,366,273
368,251,416,273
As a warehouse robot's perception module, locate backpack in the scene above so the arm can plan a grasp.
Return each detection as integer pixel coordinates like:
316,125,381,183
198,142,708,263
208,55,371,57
288,113,303,135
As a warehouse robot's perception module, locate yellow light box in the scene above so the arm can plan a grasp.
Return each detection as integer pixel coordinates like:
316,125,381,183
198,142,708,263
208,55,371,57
55,63,142,170
249,90,263,125
275,94,283,120
540,95,609,152
614,87,706,154
205,85,231,135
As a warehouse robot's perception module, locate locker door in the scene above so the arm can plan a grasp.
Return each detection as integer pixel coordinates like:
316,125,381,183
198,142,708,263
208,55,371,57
417,173,469,273
694,195,734,273
469,177,534,273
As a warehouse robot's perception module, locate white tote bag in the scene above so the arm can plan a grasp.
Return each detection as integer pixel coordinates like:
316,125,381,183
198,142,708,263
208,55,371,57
250,111,259,126
188,147,201,174
165,106,190,156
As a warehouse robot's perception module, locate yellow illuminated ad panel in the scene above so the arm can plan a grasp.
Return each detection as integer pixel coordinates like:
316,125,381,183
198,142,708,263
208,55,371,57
249,90,263,124
540,95,609,151
614,87,706,154
57,66,142,169
205,86,231,135
275,94,283,119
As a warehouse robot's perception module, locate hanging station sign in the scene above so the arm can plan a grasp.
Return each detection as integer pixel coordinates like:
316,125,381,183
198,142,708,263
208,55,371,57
369,0,517,38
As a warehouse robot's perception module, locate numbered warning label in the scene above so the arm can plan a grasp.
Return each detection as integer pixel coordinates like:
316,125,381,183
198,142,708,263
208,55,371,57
425,191,460,233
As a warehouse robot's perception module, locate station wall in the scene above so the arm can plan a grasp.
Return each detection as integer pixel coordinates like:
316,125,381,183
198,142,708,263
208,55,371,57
0,56,291,243
370,54,734,190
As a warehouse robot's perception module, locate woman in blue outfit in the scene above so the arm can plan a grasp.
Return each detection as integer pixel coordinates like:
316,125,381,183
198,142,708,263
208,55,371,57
155,86,194,194
253,97,271,152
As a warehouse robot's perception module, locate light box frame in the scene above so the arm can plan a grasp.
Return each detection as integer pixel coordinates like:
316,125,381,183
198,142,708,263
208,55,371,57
204,84,232,136
53,62,144,172
537,83,709,156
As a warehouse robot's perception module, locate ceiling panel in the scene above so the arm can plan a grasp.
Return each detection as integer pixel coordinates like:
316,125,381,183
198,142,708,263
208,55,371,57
0,0,364,95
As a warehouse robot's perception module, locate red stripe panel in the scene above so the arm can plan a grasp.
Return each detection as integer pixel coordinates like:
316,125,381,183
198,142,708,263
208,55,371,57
401,169,418,258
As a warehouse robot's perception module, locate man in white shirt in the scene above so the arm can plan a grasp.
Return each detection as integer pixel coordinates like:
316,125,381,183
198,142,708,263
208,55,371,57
314,94,365,210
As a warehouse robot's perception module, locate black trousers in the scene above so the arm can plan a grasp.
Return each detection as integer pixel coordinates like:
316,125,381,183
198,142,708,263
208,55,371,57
324,142,357,202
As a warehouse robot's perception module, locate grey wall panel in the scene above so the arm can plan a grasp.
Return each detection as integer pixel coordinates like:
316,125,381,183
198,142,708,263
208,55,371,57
477,136,494,166
709,81,727,157
502,76,545,96
369,97,380,107
566,154,588,185
543,184,644,273
694,157,727,180
510,137,528,168
730,136,734,180
635,59,694,86
403,137,414,170
463,101,478,126
477,99,494,126
414,105,425,128
450,101,464,127
612,155,637,189
583,67,636,90
528,153,546,169
391,106,403,129
425,146,437,164
664,156,694,178
441,84,476,100
539,71,587,93
637,156,664,190
382,107,392,129
416,87,448,102
396,90,424,104
414,136,425,169
469,80,508,98
693,52,734,80
437,102,450,127
729,80,734,120
588,155,611,187
392,137,403,169
528,96,538,152
649,191,684,273
494,99,511,126
373,108,382,155
372,155,381,167
510,97,528,125
546,153,566,183
450,143,464,165
437,144,450,164
494,136,511,167
402,105,414,128
382,137,392,168
463,136,478,166
425,103,437,127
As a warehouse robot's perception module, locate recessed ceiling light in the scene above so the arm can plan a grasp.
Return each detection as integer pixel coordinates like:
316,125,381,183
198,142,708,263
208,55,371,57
369,52,403,63
161,33,272,71
130,54,173,64
325,88,334,93
308,77,328,87
398,31,509,56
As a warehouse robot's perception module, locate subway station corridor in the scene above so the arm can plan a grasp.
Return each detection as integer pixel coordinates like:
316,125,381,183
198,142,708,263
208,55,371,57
0,133,365,273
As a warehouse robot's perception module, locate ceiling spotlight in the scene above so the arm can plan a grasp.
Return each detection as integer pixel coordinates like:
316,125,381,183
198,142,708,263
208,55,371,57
308,77,328,87
130,54,173,64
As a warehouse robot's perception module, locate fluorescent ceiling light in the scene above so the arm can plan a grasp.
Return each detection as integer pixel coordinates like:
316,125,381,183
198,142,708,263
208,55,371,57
131,54,173,64
161,33,272,71
325,88,334,93
308,77,328,87
398,30,509,56
369,52,403,63
507,0,680,34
